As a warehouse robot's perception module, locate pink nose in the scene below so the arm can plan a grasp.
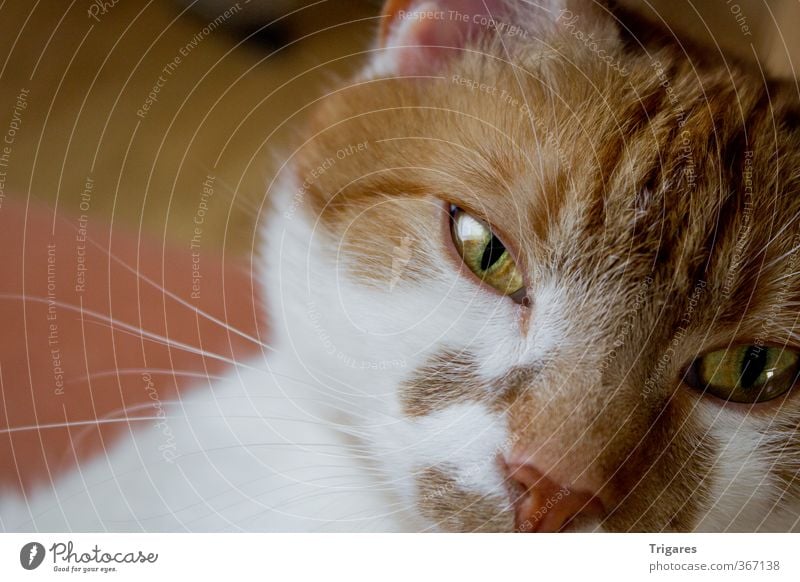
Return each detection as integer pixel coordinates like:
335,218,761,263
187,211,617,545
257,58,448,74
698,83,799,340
506,463,605,532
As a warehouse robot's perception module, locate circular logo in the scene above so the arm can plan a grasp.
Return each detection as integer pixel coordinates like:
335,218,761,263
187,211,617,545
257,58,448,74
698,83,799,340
19,542,46,570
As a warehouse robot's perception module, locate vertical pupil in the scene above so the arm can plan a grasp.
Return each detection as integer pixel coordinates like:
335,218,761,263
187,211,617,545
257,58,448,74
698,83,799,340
480,235,506,271
739,346,767,388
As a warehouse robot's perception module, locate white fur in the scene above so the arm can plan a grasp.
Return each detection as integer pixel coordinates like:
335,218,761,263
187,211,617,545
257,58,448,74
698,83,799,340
0,166,513,531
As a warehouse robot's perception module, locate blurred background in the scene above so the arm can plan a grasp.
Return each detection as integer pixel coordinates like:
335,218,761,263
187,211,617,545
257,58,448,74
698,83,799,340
0,0,381,257
0,0,797,258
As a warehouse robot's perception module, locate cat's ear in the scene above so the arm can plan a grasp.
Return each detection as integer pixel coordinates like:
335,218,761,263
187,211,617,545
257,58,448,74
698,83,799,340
375,0,508,75
374,0,616,75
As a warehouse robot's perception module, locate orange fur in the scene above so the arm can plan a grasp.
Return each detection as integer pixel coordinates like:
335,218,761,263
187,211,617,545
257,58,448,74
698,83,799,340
289,0,800,531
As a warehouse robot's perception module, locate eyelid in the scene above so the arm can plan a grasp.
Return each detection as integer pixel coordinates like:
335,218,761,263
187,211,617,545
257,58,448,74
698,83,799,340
445,202,528,304
683,345,800,405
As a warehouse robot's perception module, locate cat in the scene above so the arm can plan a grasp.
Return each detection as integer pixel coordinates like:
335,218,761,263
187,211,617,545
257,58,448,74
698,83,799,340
5,0,800,532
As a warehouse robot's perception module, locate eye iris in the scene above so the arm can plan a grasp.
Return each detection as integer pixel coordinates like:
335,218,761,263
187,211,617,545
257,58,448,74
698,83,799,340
692,346,800,403
449,206,525,299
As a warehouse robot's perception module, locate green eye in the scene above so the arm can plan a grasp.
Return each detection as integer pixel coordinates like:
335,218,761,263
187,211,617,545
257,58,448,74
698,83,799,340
686,345,800,403
449,205,525,301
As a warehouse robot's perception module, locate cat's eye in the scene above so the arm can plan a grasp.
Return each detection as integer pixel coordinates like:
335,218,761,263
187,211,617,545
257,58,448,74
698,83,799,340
448,205,526,302
685,345,800,403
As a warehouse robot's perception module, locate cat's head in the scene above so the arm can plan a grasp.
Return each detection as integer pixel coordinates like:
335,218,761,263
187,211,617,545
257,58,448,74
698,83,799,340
272,0,800,531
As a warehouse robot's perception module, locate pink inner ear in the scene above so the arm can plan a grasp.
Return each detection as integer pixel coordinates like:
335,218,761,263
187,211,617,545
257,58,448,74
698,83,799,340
381,0,511,75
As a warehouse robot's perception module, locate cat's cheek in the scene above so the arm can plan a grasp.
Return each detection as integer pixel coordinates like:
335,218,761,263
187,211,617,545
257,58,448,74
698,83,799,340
395,401,517,531
681,385,800,531
690,403,784,531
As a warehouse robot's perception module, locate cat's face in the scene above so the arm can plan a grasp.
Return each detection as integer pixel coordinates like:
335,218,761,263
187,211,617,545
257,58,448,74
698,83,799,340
276,0,800,531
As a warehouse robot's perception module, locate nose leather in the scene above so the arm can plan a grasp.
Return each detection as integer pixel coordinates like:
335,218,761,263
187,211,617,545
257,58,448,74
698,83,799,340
506,462,605,532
